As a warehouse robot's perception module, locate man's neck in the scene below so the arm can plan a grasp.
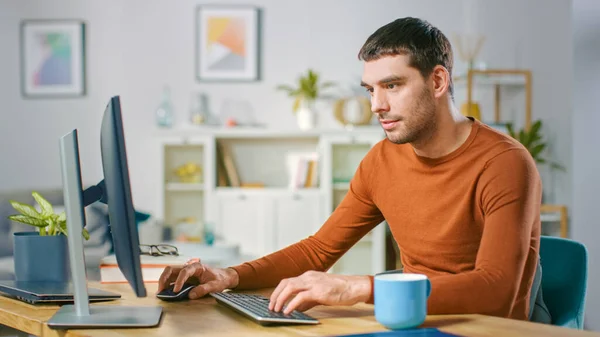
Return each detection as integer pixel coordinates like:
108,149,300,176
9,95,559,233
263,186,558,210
411,106,473,159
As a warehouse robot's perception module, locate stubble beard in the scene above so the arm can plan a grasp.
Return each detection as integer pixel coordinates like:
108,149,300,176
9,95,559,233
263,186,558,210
385,86,437,145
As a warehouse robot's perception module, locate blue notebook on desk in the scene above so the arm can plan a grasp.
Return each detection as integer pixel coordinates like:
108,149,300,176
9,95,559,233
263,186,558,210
333,328,461,337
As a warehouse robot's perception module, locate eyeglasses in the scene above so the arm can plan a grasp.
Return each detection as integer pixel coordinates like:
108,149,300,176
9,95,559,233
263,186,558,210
139,244,179,256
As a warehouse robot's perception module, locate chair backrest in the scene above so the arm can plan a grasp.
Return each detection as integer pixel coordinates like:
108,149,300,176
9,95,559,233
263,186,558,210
539,235,588,329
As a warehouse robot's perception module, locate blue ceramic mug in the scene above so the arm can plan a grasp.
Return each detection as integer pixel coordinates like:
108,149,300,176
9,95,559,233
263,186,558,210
374,272,431,330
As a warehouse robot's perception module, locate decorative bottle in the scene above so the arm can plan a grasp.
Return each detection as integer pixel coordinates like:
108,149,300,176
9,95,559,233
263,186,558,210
155,86,174,128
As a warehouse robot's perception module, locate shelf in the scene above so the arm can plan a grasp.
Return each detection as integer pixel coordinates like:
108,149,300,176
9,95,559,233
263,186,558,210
454,74,526,86
333,182,350,190
540,213,561,222
214,187,320,196
166,183,204,192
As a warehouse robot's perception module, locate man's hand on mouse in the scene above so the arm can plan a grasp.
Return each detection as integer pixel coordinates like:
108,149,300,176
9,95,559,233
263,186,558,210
268,271,371,315
157,260,239,299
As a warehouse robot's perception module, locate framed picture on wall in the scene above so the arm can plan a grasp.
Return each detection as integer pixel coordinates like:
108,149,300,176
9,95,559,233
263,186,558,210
20,20,86,98
195,5,261,82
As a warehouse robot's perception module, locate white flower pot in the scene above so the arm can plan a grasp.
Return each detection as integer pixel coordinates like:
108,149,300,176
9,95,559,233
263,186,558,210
296,101,317,130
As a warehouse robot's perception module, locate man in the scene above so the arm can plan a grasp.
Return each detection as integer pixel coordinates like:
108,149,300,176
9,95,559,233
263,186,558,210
158,17,547,321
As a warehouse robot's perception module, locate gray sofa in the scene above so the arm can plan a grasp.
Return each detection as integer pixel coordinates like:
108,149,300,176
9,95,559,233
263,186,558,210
0,188,113,281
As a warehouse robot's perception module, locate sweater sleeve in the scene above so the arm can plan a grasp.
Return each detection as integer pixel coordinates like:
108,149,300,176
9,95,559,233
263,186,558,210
426,148,542,318
230,144,385,290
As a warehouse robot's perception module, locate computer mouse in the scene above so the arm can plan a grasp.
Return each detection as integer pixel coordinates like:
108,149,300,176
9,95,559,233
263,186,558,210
156,282,195,301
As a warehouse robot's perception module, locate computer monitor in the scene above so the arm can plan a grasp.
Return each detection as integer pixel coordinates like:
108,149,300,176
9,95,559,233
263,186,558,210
47,96,163,329
100,96,145,297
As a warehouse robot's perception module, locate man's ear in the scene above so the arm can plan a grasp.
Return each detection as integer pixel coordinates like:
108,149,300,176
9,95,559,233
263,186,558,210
431,65,451,98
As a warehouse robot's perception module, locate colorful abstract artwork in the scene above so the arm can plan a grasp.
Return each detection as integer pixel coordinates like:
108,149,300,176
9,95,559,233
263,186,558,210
21,20,86,98
196,6,260,81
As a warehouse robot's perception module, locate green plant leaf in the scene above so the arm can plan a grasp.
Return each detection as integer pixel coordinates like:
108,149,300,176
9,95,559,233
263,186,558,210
57,220,90,240
8,214,48,228
523,122,542,148
506,123,515,138
32,191,53,216
57,221,68,236
9,200,43,219
57,211,66,222
45,218,56,236
307,69,317,84
320,81,336,89
528,133,542,147
82,228,90,241
550,162,566,171
518,129,526,144
529,143,546,159
275,84,295,93
529,120,542,136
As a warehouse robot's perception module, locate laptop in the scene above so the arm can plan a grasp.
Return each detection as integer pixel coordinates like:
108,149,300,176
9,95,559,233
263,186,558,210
0,280,121,304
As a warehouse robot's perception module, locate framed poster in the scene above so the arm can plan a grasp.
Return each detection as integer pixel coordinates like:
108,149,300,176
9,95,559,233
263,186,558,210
20,20,86,98
196,5,261,82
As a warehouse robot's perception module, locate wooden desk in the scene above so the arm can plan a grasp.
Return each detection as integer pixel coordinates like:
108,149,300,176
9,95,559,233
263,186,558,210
0,283,598,337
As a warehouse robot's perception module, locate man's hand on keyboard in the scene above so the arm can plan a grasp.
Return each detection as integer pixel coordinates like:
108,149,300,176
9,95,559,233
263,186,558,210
157,261,240,300
268,271,371,315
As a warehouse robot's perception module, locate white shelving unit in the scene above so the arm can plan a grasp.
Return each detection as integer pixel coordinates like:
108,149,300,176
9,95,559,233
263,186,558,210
156,126,387,275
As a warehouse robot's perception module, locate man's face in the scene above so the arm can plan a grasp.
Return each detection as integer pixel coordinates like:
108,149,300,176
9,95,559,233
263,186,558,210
361,55,437,144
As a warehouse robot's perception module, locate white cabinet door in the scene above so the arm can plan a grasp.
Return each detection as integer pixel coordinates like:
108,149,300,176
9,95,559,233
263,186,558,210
273,191,322,251
216,193,271,258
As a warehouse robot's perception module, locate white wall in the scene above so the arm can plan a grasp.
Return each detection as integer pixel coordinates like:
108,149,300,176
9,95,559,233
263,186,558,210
0,0,126,194
572,0,600,331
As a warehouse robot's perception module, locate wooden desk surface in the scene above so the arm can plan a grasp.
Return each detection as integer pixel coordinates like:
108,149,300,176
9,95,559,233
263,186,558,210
0,283,598,337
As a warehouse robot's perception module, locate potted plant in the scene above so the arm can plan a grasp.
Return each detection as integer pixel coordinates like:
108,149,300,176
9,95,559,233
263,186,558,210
276,69,336,130
8,191,89,282
506,120,565,171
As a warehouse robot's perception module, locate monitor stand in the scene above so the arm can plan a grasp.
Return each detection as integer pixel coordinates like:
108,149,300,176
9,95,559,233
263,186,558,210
47,130,163,329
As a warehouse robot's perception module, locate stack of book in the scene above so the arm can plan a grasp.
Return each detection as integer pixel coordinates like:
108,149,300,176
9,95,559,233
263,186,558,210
287,152,319,189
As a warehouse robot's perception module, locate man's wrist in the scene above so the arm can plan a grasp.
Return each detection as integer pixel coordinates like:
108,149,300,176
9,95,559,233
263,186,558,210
225,267,240,289
349,275,372,303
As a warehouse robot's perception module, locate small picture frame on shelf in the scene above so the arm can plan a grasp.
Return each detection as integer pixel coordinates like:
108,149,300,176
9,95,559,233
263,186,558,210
20,20,86,98
195,5,261,82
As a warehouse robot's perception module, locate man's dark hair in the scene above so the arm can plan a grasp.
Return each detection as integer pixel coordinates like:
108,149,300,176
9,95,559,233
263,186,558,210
358,17,454,97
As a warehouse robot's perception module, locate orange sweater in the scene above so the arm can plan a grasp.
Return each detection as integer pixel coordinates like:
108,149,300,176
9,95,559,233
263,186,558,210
231,119,542,320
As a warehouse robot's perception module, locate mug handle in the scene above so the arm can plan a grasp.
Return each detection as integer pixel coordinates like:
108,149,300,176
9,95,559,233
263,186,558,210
426,279,431,298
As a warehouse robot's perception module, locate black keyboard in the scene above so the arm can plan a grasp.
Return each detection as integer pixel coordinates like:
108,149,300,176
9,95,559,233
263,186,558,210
210,292,320,325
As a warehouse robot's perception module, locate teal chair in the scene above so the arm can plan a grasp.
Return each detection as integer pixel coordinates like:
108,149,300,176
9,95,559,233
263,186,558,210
539,235,588,329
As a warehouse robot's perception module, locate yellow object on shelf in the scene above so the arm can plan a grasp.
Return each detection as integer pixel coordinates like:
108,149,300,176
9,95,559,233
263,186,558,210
460,101,481,120
241,182,265,188
174,162,202,183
